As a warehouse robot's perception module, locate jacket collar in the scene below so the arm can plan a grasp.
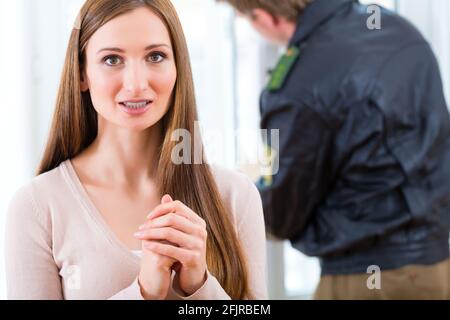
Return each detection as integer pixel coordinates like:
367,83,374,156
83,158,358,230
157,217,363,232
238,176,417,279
289,0,357,46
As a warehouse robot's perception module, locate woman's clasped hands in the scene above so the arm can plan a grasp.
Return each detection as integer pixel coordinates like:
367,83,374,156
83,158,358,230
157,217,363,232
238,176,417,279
135,195,208,299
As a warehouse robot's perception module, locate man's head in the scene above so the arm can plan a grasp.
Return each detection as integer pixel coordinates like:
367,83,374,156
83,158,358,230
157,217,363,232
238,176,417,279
217,0,312,45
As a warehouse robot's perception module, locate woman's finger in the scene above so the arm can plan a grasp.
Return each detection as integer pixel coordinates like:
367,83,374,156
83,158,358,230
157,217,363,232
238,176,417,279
135,227,202,250
139,213,205,239
144,241,200,268
148,200,205,227
145,194,178,219
161,194,173,204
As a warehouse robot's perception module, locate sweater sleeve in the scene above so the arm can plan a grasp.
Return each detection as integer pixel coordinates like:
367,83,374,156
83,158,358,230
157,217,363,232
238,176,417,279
235,179,268,299
169,175,268,300
5,186,63,300
107,277,144,300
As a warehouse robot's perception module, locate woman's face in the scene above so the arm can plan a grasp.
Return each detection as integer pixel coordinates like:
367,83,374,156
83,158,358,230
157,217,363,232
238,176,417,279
82,7,177,131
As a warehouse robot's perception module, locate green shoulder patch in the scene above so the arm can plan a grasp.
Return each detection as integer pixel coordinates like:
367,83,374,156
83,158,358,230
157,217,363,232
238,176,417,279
267,46,300,91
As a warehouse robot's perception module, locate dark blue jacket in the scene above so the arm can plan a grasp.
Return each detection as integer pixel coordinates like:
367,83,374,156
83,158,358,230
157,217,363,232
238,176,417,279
257,0,450,275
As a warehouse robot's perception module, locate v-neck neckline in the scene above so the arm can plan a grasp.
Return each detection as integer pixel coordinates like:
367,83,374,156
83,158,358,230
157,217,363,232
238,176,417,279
61,159,140,265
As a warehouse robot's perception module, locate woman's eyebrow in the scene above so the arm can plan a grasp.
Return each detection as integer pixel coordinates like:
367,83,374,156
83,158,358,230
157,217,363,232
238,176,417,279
96,44,171,54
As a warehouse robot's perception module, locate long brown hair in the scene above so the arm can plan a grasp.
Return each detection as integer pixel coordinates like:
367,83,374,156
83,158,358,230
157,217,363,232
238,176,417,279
38,0,250,299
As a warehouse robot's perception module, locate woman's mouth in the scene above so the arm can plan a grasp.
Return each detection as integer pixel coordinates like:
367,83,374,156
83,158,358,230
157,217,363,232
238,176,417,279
119,100,152,115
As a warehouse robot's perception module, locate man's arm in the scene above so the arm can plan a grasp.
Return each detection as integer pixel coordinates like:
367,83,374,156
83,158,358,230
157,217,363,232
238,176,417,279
257,98,334,240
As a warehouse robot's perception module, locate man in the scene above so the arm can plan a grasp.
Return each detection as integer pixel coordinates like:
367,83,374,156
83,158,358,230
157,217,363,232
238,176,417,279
218,0,450,299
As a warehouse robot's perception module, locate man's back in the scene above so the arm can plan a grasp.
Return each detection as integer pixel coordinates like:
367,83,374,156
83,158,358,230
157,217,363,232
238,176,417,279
258,0,450,275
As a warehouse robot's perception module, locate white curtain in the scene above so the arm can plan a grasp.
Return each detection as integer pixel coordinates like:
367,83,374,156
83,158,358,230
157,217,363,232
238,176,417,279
0,0,29,300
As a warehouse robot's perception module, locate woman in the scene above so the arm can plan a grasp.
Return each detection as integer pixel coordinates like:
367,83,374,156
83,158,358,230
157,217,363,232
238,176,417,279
5,0,267,300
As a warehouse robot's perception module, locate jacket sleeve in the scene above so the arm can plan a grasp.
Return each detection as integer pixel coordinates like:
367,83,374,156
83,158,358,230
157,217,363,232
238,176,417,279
257,97,333,240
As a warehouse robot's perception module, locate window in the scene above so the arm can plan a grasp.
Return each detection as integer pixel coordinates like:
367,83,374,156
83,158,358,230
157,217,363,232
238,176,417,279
172,0,237,168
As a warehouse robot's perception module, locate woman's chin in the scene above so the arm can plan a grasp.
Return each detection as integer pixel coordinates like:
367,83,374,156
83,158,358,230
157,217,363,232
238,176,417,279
120,118,162,132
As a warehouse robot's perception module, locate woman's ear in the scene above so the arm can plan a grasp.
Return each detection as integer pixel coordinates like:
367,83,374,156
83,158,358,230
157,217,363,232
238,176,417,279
80,71,89,92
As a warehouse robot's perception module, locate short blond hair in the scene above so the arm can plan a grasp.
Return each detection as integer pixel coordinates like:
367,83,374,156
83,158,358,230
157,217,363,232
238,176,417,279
217,0,313,22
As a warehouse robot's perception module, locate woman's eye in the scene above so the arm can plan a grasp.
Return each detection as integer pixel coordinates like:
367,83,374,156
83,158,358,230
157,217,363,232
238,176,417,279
103,56,123,66
147,52,166,63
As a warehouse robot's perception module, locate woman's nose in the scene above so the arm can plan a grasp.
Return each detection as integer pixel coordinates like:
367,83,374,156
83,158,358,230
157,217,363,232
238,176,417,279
123,63,150,95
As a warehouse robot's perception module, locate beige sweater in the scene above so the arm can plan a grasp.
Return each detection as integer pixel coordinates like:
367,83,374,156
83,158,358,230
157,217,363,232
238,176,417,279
5,160,267,300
